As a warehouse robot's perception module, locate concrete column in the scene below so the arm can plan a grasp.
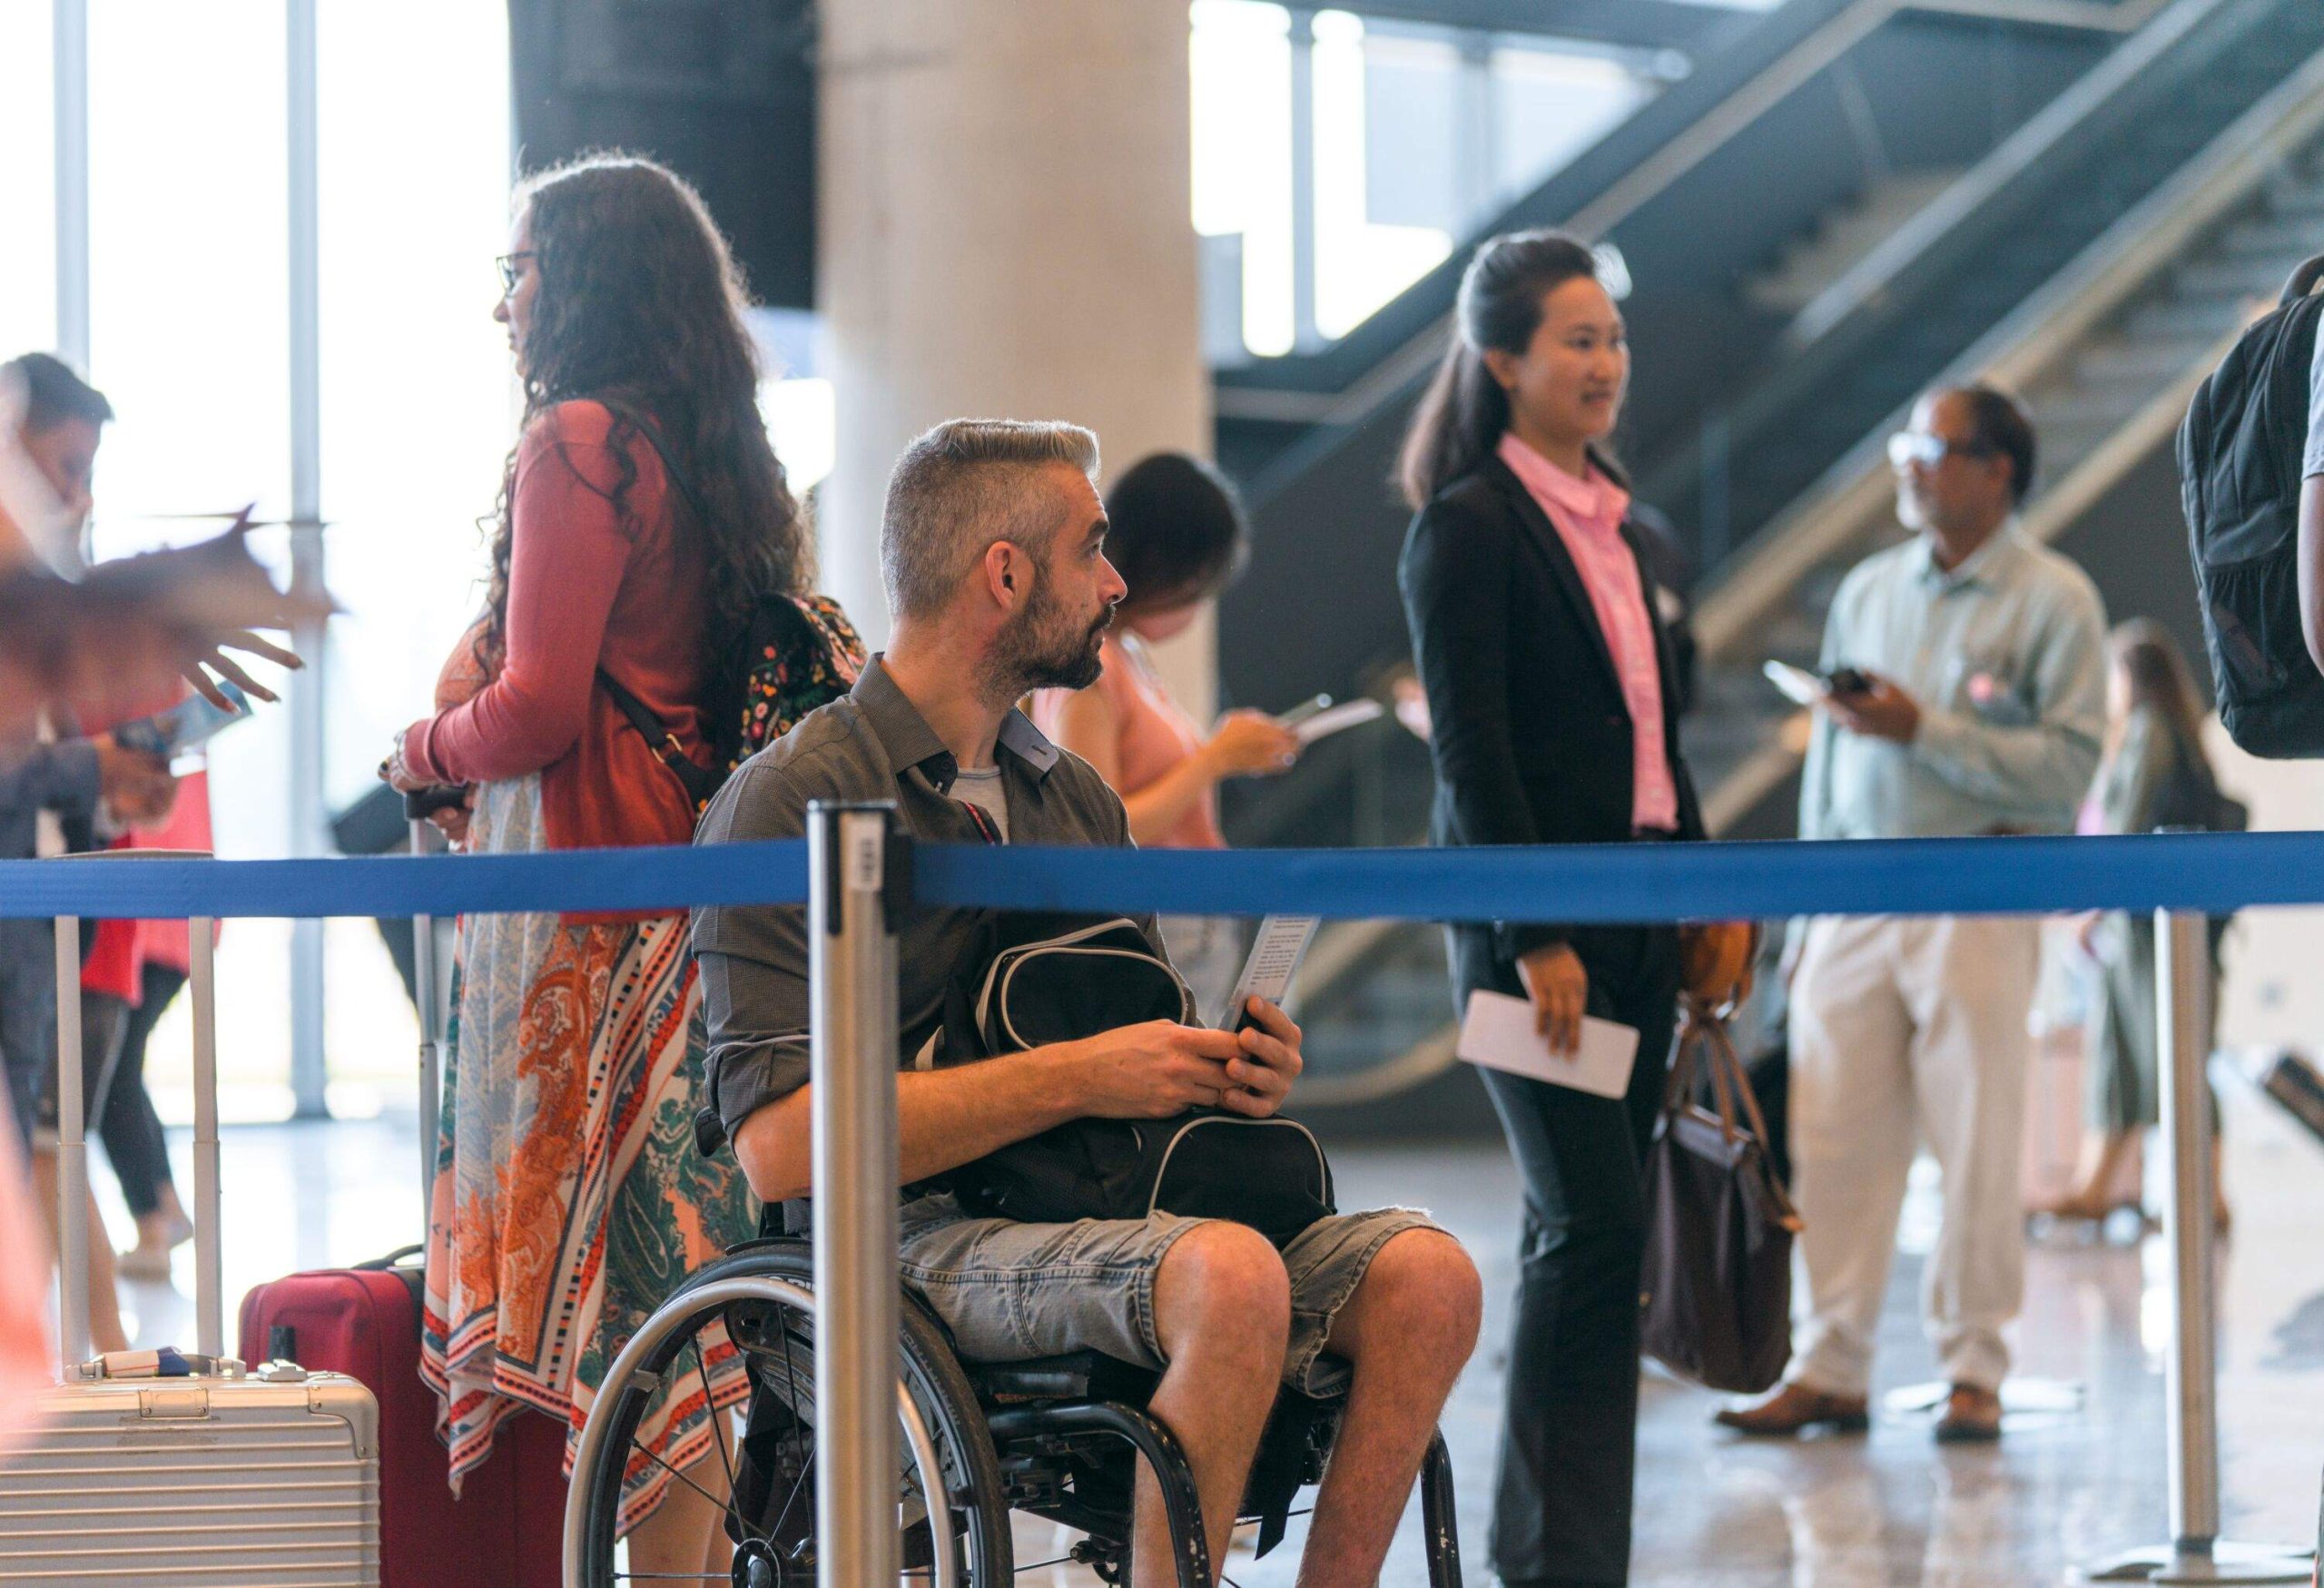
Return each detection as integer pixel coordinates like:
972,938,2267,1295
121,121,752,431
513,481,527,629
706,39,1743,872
819,0,1216,713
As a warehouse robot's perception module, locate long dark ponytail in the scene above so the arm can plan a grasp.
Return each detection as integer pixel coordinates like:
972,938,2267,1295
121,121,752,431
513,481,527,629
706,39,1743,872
1396,229,1618,509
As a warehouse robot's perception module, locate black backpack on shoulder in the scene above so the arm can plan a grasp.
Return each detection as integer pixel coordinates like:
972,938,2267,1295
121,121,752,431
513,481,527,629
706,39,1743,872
2181,253,2324,758
927,913,1337,1248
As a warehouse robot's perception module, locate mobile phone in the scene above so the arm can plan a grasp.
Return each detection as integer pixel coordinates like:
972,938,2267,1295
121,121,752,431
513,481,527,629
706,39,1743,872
1276,694,1334,728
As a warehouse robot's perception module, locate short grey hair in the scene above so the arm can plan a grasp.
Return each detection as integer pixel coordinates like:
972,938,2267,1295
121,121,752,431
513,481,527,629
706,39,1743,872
881,419,1101,620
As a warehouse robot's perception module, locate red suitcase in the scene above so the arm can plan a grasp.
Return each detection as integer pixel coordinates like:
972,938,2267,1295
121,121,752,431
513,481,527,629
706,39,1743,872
237,814,565,1586
238,1251,564,1588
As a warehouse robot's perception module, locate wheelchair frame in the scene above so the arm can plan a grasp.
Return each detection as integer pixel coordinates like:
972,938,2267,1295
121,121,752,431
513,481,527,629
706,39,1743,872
562,1239,1463,1587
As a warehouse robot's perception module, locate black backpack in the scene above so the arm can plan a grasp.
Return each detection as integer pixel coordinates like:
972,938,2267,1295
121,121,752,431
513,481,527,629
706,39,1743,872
2181,253,2324,758
588,400,865,808
927,913,1338,1248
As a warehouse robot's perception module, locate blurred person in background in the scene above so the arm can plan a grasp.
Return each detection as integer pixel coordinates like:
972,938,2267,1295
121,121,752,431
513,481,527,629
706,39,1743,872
107,778,214,1278
1036,451,1298,1019
1722,385,2106,1444
1397,230,1741,1588
383,153,813,1575
2042,620,2233,1228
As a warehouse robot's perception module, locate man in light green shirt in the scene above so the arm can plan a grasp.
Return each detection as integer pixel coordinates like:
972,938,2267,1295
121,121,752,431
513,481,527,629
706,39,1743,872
1720,386,2106,1445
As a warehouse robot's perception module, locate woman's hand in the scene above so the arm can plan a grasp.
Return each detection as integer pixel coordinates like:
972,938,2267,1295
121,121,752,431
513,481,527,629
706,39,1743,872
428,786,478,850
1201,710,1301,779
1516,942,1589,1056
381,729,429,794
2073,910,2102,958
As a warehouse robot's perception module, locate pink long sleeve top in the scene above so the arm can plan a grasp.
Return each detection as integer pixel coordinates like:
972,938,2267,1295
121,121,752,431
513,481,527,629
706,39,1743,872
399,401,711,895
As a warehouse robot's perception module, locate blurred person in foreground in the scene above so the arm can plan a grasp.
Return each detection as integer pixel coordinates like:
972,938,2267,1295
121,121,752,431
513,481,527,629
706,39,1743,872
1719,386,2107,1444
1036,451,1299,1019
383,153,816,1574
0,355,178,1356
1396,229,1746,1588
2042,620,2233,1228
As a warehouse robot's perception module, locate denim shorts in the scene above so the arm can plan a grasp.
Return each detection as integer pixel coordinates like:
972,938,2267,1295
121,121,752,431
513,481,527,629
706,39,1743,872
896,1193,1443,1396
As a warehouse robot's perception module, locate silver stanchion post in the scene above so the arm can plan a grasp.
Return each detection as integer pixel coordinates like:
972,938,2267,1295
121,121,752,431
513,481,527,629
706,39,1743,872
53,912,89,1369
809,802,903,1588
2082,910,2309,1584
410,820,440,1241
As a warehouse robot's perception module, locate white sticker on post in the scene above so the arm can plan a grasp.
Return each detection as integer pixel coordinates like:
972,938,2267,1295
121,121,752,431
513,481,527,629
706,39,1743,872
846,823,881,892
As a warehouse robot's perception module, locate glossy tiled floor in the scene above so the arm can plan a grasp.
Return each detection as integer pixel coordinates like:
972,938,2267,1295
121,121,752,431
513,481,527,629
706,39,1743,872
96,1082,2324,1586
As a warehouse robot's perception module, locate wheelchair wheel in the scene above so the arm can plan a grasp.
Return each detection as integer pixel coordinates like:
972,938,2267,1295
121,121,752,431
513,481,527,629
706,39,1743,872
565,1242,1015,1587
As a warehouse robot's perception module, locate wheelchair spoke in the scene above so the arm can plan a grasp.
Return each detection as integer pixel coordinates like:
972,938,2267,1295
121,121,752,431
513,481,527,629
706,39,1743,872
689,1334,742,1504
628,1431,744,1525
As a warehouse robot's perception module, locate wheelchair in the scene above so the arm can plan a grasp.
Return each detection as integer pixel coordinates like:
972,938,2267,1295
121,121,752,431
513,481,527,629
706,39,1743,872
564,1236,1464,1586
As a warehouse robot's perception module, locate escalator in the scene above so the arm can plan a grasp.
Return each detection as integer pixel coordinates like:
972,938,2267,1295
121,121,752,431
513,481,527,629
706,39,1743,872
1691,40,2324,836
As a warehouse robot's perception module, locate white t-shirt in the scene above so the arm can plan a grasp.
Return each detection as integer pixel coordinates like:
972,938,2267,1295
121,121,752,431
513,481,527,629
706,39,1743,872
950,764,1009,842
2306,305,2324,479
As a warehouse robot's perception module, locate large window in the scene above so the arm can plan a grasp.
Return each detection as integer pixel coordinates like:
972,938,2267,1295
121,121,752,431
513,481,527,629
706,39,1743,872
0,6,56,360
1191,3,1663,360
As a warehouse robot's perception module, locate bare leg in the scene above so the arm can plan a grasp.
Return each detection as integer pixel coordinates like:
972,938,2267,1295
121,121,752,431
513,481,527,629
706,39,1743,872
1296,1229,1481,1588
2037,1129,2135,1218
625,1444,734,1579
30,1149,129,1355
1139,1221,1292,1586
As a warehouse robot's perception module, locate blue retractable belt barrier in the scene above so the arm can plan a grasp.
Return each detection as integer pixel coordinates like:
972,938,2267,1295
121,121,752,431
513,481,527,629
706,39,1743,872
0,828,2317,922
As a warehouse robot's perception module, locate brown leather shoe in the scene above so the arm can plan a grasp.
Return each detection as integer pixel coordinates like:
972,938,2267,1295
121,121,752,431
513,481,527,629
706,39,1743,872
1934,1383,2003,1443
1713,1381,1871,1437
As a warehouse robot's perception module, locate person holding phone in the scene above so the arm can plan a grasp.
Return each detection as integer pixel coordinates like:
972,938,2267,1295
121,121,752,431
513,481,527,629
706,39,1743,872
1396,230,1744,1588
381,154,812,1575
1038,451,1299,1018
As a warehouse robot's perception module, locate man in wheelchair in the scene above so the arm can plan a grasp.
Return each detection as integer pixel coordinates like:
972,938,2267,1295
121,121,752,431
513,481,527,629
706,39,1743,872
693,419,1482,1586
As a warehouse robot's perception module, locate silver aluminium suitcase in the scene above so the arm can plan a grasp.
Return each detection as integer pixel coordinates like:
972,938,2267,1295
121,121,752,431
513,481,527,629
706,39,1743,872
0,854,382,1583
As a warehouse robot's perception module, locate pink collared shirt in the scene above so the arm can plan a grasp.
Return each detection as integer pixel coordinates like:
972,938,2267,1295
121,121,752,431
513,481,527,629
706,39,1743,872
1496,432,1679,833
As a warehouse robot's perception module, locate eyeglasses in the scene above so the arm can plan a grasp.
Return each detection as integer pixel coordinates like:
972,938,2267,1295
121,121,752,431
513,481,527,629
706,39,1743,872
1887,430,1995,470
496,252,537,296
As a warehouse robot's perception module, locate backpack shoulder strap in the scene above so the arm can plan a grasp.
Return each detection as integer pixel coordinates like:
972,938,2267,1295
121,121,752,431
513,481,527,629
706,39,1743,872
2284,252,2324,306
584,397,724,808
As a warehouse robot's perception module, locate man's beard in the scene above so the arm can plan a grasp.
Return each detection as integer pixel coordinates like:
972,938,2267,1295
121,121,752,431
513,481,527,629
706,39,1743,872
983,579,1111,702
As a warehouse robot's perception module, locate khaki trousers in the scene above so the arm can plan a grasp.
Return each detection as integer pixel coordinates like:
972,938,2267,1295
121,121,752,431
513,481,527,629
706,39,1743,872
1787,913,2039,1396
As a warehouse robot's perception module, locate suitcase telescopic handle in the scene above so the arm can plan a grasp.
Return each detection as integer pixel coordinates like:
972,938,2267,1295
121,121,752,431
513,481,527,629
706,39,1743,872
50,850,222,1366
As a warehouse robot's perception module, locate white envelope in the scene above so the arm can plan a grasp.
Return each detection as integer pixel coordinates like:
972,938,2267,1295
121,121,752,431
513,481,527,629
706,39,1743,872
1455,990,1640,1100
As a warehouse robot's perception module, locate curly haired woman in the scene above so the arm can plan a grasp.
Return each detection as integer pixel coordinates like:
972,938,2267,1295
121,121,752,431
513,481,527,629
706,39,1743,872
385,153,831,1575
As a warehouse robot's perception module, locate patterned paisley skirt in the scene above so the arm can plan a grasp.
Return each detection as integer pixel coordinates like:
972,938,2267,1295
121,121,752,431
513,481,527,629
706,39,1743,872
419,774,756,1534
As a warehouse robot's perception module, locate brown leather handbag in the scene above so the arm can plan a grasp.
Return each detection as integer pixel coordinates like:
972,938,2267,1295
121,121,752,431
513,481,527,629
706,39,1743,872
1639,1005,1801,1394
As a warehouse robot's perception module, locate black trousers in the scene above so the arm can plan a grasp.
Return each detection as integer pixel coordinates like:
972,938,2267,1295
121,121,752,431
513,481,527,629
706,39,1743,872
1466,926,1681,1588
100,963,183,1218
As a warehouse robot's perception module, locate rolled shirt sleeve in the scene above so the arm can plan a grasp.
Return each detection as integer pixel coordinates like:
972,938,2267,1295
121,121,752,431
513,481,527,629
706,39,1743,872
691,758,820,1142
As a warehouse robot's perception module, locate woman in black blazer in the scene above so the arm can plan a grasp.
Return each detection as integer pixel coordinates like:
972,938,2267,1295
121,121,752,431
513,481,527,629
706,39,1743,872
1396,230,1736,1588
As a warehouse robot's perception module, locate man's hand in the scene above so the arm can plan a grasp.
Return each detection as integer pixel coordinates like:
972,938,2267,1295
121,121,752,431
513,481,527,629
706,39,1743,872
1822,671,1920,744
1070,1020,1241,1119
1219,998,1305,1119
94,734,176,824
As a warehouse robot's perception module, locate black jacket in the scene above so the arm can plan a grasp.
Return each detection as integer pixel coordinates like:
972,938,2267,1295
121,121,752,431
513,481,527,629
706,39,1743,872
1398,454,1705,1001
